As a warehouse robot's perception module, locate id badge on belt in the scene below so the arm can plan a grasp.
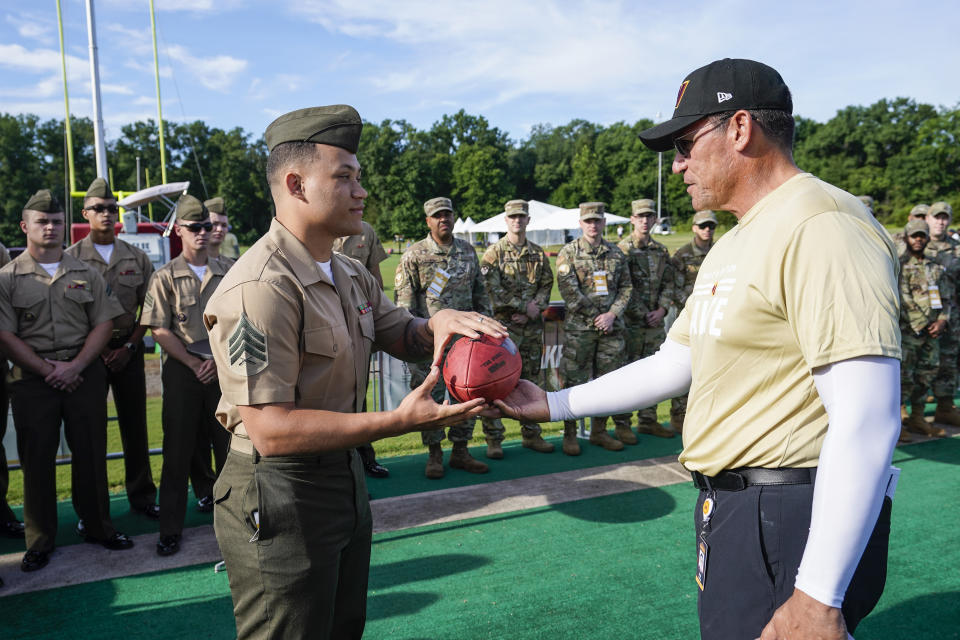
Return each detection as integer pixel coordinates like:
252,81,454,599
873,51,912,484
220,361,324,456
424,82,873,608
593,271,609,296
696,492,716,591
929,284,943,310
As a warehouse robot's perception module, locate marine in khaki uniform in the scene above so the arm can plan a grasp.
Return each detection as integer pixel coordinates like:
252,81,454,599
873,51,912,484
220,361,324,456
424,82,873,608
923,201,960,428
333,219,391,478
395,196,494,478
203,105,505,640
891,203,929,256
65,177,159,520
617,198,676,440
669,209,717,433
141,195,230,557
0,240,25,544
556,202,632,455
899,219,949,440
205,197,236,269
0,189,132,573
480,199,555,456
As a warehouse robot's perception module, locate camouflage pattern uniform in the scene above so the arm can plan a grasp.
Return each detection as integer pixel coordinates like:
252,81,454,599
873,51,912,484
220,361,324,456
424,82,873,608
557,220,632,441
900,247,950,410
618,214,675,430
925,202,960,424
395,233,491,446
670,233,713,429
481,231,553,441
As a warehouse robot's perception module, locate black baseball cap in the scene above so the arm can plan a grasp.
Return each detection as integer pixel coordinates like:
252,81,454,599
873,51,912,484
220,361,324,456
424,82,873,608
639,58,793,152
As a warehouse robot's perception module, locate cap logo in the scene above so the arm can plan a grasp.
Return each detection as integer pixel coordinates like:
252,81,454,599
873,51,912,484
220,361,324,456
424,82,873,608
675,80,690,109
717,92,732,103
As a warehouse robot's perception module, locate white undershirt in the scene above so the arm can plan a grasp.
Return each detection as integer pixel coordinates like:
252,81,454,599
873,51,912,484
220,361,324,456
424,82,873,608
94,242,114,264
38,262,60,278
547,339,899,610
188,263,207,281
317,260,334,285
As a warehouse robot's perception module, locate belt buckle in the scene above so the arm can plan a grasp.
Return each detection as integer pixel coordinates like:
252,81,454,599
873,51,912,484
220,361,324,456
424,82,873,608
728,472,747,491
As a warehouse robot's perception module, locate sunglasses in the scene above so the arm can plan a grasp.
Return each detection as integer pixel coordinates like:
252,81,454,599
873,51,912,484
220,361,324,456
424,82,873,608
86,204,119,214
673,115,734,157
181,222,213,233
696,222,717,230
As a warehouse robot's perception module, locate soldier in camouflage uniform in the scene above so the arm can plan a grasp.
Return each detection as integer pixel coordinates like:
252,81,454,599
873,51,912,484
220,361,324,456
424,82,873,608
395,197,493,478
556,202,632,455
899,219,949,440
892,204,929,257
669,210,717,433
480,200,555,457
924,201,960,428
617,198,676,440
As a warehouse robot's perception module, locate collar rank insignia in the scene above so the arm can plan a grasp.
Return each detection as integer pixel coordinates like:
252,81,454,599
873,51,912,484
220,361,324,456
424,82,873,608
229,313,268,376
357,302,373,315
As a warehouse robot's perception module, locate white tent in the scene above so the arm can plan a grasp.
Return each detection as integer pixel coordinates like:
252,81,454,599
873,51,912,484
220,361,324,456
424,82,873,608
527,207,630,244
470,200,572,246
453,216,478,244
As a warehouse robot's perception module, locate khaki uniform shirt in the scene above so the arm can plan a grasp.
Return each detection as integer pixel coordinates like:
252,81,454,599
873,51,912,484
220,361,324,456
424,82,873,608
480,237,553,323
395,235,491,317
0,242,10,267
203,218,412,437
334,221,388,274
0,252,122,353
65,235,154,335
555,237,632,331
141,254,227,345
669,174,901,475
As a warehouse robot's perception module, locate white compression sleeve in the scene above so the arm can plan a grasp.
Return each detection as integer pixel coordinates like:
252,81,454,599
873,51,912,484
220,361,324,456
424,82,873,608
796,356,900,608
547,338,692,421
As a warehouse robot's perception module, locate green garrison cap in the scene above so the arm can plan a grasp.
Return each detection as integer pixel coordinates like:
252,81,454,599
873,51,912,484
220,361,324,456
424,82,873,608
505,199,529,215
23,189,62,213
909,204,930,218
176,194,209,222
929,201,954,219
579,202,606,220
85,177,113,199
264,105,363,154
692,210,718,224
204,197,225,214
631,199,656,215
905,219,929,237
424,197,454,216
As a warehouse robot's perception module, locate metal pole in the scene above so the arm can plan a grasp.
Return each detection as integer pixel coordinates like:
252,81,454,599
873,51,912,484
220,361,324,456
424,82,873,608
56,0,76,195
84,0,108,178
149,0,168,184
655,111,662,224
145,167,153,221
136,156,142,218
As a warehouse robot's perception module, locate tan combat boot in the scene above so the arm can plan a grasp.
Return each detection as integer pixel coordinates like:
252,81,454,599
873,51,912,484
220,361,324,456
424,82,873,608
898,425,913,444
900,404,909,422
906,406,946,437
589,417,625,451
425,444,445,479
485,438,504,459
562,421,581,456
522,433,555,453
933,400,960,427
614,422,638,445
637,419,676,439
449,442,490,473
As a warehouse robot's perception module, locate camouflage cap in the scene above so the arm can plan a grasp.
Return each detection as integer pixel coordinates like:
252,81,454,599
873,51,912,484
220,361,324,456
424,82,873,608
909,204,930,218
905,219,929,237
505,199,529,216
176,194,209,222
631,199,656,216
264,105,363,154
692,210,718,225
579,202,606,220
929,201,953,219
23,189,62,214
204,197,225,214
85,177,113,199
424,197,454,216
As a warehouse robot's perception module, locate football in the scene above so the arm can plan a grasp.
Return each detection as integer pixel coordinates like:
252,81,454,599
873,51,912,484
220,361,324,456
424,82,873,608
442,334,523,402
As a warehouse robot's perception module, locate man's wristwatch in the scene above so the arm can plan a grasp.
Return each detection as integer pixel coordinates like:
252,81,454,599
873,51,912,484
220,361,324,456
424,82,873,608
123,342,137,353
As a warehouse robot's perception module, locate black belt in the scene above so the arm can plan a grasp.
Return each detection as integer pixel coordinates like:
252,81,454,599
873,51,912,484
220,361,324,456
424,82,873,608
35,346,83,361
691,467,816,492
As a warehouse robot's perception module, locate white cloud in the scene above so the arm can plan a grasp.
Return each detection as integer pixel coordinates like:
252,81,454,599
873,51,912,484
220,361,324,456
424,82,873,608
5,12,55,44
163,44,248,92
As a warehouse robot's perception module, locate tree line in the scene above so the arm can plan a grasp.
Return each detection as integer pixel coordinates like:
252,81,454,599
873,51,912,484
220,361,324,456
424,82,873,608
0,97,957,249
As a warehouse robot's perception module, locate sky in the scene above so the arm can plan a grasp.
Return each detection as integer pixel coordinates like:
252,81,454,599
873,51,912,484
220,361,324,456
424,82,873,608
0,0,958,147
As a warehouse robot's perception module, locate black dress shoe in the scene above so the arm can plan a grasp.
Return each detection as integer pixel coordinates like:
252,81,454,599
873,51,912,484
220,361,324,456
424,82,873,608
0,519,25,539
21,549,50,572
363,459,390,478
133,504,160,520
196,496,214,513
101,532,134,550
75,519,87,538
156,534,181,556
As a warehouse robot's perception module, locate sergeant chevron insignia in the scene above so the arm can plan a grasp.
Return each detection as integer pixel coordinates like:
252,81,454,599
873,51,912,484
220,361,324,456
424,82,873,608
228,313,268,376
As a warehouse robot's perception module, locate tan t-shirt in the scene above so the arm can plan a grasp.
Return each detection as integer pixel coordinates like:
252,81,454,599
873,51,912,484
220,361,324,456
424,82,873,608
669,173,901,475
203,218,411,437
141,254,227,345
